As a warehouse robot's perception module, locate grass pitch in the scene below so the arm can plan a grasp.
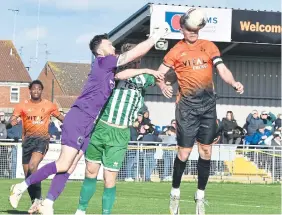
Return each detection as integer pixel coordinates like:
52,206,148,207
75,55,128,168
0,179,280,214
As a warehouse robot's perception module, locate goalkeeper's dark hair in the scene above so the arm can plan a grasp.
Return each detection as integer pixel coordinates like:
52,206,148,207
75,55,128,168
29,80,44,90
89,34,108,56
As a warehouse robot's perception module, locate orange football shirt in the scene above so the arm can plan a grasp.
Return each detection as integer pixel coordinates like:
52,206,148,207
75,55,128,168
13,99,60,139
164,39,220,100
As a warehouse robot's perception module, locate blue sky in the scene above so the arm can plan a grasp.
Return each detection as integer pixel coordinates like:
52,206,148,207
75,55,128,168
0,0,281,79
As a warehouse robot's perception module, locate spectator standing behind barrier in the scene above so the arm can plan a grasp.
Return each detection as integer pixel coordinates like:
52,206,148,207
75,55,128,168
0,117,7,139
162,126,177,181
7,119,22,141
222,111,241,144
274,114,281,131
0,112,8,178
245,110,264,136
260,111,276,133
124,121,139,182
0,112,7,125
139,124,162,182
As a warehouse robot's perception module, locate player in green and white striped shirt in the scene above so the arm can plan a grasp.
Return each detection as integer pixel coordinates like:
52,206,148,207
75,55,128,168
100,72,155,127
75,43,165,215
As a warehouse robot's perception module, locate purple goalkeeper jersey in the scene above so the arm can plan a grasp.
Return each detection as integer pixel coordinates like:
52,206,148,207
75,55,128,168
72,55,118,118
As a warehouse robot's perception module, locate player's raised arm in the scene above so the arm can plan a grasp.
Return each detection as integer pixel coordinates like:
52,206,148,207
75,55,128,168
117,22,171,66
115,68,164,80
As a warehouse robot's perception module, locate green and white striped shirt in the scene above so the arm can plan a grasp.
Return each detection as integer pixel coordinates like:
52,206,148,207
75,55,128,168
100,74,155,126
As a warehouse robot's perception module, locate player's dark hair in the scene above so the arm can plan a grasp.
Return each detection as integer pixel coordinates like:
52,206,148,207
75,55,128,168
89,34,109,56
29,80,44,90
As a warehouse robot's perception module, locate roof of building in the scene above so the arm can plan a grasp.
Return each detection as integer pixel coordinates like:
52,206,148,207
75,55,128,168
0,40,32,82
54,95,77,109
47,61,91,96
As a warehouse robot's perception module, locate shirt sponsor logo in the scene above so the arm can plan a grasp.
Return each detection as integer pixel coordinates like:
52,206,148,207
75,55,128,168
27,116,44,125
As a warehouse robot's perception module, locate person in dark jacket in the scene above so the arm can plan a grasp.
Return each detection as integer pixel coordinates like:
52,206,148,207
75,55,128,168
7,120,22,141
274,114,281,131
245,110,264,136
142,110,151,125
222,111,241,144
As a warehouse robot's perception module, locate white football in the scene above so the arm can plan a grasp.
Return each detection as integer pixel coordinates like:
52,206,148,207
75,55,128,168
183,8,207,30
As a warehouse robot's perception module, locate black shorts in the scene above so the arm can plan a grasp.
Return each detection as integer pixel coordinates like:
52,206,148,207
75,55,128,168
22,137,49,164
175,98,218,148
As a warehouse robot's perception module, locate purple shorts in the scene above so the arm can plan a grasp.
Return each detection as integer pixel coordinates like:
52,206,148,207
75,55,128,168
61,106,95,152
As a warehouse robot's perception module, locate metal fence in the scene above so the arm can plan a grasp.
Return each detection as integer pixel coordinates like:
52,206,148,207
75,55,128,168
0,140,281,183
117,142,282,183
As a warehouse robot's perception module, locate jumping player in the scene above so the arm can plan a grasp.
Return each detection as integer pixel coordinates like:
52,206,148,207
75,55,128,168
156,12,244,215
9,23,170,215
6,80,64,213
74,43,167,215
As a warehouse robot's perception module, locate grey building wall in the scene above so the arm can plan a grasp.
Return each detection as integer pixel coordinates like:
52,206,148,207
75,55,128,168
141,55,281,107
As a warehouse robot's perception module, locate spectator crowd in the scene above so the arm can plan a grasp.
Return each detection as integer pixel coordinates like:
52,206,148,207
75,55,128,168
0,107,280,147
0,108,281,180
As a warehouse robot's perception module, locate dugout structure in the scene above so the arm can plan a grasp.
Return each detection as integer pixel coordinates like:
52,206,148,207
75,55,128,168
108,3,281,127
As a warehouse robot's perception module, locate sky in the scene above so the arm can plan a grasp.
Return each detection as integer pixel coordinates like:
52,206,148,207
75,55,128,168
0,0,281,79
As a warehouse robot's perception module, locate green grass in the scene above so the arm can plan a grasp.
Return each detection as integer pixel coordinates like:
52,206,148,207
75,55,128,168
0,179,281,214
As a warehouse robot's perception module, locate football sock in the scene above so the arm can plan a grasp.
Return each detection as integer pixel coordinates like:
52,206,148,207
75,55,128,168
46,172,70,201
102,186,116,214
25,161,57,186
172,155,187,188
77,177,97,211
197,156,211,191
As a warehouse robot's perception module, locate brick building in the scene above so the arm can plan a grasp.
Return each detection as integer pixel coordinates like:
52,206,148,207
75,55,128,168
37,61,90,112
0,40,32,114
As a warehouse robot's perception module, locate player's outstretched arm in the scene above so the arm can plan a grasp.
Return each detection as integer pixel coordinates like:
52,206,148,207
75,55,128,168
117,23,170,67
156,63,173,98
216,63,244,94
115,69,164,80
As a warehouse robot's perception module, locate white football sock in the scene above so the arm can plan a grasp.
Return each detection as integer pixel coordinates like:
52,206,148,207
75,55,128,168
196,189,205,199
44,198,54,207
18,181,28,191
171,187,180,196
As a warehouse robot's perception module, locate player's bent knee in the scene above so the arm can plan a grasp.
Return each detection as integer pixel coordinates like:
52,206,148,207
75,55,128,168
178,147,192,161
85,161,100,178
55,159,72,172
